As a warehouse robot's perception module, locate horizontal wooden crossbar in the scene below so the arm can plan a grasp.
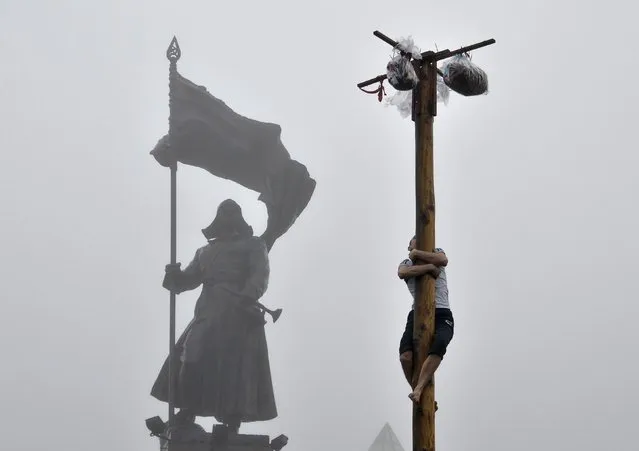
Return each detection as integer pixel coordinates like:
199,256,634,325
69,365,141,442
356,31,496,89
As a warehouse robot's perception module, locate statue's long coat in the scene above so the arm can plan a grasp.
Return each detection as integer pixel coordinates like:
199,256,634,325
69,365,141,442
151,236,277,423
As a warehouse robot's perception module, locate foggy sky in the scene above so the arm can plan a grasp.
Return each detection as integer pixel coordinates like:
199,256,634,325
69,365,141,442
1,1,638,450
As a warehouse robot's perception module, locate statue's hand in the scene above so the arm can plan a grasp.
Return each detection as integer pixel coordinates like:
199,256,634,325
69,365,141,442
165,263,182,273
163,263,182,291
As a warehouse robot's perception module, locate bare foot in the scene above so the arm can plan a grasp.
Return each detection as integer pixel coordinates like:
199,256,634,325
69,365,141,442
408,392,440,413
409,387,423,404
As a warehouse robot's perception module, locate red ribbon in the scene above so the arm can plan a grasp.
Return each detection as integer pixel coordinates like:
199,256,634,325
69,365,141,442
359,80,386,102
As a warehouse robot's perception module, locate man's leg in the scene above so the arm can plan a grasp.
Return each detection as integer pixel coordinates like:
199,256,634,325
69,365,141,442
409,310,454,404
399,310,415,386
400,351,413,385
409,354,442,403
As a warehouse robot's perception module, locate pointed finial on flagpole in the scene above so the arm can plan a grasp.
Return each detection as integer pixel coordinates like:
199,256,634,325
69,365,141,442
166,36,181,62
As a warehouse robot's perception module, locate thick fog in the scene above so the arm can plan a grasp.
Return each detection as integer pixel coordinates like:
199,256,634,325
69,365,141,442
1,1,638,450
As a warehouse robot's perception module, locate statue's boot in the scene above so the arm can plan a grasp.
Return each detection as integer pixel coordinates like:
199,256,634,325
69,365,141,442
173,409,196,426
224,415,242,435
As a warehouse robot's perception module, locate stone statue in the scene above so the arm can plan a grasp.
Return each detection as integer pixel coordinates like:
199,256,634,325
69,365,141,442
151,199,277,433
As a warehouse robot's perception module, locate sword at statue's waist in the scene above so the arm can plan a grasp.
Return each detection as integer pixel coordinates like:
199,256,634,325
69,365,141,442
201,280,282,323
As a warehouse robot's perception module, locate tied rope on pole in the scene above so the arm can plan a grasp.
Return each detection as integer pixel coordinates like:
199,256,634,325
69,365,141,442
358,80,386,102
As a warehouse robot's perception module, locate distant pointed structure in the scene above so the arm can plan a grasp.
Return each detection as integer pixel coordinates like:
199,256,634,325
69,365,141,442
368,423,405,451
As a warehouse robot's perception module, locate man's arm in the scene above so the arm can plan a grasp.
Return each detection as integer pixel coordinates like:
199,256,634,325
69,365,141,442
398,263,441,280
408,249,448,267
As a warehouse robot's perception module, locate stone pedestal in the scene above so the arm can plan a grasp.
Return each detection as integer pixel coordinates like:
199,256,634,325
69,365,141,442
157,423,281,451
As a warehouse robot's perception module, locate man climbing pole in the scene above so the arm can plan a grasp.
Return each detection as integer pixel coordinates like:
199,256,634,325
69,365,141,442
397,236,454,406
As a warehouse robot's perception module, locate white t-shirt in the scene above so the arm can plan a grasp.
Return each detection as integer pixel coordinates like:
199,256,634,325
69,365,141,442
399,248,450,309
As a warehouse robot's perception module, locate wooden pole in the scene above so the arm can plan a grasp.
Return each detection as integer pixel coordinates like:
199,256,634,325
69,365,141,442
355,30,496,451
166,36,181,423
412,60,438,451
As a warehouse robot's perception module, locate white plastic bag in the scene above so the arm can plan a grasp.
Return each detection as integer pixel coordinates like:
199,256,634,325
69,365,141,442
386,37,422,91
395,36,422,60
385,76,450,118
441,54,488,96
437,76,450,105
386,54,418,91
386,90,413,118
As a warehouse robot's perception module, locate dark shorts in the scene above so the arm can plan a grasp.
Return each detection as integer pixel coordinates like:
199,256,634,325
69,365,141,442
399,308,454,359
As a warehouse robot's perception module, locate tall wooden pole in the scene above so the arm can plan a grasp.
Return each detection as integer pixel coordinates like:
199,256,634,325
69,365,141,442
166,36,181,423
356,29,495,451
412,60,438,451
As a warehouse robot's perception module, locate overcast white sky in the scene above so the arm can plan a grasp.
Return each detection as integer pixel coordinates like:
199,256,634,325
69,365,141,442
1,1,638,450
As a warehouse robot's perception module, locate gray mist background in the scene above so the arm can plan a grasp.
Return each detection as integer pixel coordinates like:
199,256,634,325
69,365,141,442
1,1,637,450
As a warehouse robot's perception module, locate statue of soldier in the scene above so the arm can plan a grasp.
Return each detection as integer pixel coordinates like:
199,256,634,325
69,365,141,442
150,199,277,433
